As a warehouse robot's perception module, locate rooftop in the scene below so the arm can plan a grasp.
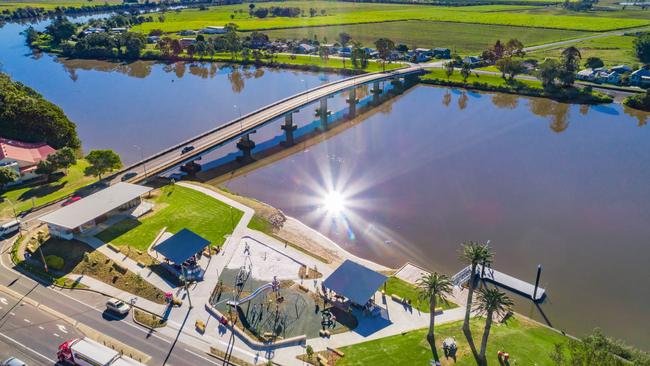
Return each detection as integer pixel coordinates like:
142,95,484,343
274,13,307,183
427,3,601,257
322,259,387,305
0,137,55,164
39,182,152,230
153,228,211,264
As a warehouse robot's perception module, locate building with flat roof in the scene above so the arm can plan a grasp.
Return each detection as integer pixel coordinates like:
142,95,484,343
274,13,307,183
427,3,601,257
40,182,152,240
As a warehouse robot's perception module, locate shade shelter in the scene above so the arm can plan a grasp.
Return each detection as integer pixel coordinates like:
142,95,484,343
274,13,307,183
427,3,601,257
322,260,388,306
153,228,210,264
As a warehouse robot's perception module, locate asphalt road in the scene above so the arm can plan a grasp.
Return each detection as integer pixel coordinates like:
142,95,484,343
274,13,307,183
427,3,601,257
0,236,229,366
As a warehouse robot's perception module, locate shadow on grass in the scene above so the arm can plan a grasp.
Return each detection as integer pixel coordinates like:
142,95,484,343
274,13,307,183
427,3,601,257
95,218,142,243
15,181,67,201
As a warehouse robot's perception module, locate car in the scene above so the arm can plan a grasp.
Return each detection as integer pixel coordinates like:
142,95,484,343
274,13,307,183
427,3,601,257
121,172,137,181
1,357,27,366
0,220,20,238
61,196,81,206
181,145,195,154
105,298,130,315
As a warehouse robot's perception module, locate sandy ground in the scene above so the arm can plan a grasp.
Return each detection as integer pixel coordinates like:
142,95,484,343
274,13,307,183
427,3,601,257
226,236,305,281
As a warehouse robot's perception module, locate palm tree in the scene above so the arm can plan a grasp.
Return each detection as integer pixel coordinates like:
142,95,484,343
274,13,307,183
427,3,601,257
472,287,514,366
459,242,493,340
417,272,453,364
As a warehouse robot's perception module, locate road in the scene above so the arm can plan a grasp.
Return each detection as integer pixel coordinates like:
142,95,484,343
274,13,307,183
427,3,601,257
115,66,423,185
0,236,230,366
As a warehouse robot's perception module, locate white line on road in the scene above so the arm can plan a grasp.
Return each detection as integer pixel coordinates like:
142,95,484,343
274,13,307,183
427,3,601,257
0,331,56,363
9,312,15,316
56,324,68,334
38,326,44,330
53,333,59,337
23,318,30,323
183,348,222,366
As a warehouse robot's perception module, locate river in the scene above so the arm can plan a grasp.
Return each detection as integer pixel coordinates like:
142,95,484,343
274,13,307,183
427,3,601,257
1,18,649,348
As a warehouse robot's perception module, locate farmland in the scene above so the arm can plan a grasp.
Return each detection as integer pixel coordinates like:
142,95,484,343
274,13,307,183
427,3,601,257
131,1,650,34
0,0,125,11
528,34,640,66
264,20,595,54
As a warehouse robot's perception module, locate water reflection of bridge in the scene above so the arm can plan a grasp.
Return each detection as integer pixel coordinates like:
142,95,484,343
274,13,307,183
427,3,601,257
114,66,424,184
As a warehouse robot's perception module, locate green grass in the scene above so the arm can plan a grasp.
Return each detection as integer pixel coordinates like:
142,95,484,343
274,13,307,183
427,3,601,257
383,277,458,313
423,68,543,88
131,1,649,34
0,0,124,11
265,20,594,54
95,184,243,251
337,317,569,366
528,34,641,67
0,160,96,220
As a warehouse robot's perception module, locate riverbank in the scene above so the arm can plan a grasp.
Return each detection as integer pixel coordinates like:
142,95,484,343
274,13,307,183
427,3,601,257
421,68,614,105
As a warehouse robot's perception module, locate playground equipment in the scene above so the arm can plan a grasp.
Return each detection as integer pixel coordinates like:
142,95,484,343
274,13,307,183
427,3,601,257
228,276,281,307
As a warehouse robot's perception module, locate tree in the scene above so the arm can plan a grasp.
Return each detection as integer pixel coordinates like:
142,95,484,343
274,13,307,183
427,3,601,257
36,159,57,178
634,33,650,63
460,62,472,82
171,39,182,57
0,167,18,190
148,29,164,37
470,288,514,366
45,17,76,44
122,32,146,59
444,61,454,79
84,150,122,179
505,38,525,58
459,241,493,352
186,44,196,59
374,38,395,72
492,40,505,60
584,56,604,69
417,272,453,364
224,26,241,59
309,7,317,17
559,46,582,87
48,147,76,174
22,26,39,45
496,57,525,81
338,32,351,47
537,58,560,89
549,329,628,366
248,2,255,16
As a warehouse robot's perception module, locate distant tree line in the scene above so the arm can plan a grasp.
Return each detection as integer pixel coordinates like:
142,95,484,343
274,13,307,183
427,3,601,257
0,72,79,150
0,0,242,22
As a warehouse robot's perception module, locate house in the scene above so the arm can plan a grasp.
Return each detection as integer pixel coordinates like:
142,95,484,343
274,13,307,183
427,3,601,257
179,38,196,49
338,47,351,57
297,43,316,54
577,68,596,81
610,65,632,74
462,56,481,65
433,48,451,59
415,48,433,57
606,71,622,85
109,27,127,33
630,68,650,86
201,26,226,34
177,30,198,36
82,27,105,35
0,138,56,184
146,35,160,44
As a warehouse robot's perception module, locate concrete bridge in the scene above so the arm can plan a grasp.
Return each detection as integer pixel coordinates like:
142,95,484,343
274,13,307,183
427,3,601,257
114,66,424,184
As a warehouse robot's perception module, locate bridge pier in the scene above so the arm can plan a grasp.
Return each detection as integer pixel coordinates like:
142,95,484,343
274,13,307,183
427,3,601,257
281,113,298,146
236,133,256,163
371,81,382,105
346,89,358,119
316,97,331,130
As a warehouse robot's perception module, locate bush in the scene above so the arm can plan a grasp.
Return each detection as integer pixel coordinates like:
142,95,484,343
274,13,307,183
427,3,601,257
44,255,65,270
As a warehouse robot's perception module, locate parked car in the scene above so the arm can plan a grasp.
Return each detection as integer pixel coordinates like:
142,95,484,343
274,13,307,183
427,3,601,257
181,146,195,154
105,298,130,315
121,172,137,181
61,196,81,206
0,220,20,238
1,357,26,366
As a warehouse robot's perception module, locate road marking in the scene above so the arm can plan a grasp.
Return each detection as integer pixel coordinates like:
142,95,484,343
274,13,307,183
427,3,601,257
0,297,7,305
183,348,222,366
23,318,30,323
0,331,56,363
53,333,59,337
56,324,68,334
9,312,15,316
38,326,44,330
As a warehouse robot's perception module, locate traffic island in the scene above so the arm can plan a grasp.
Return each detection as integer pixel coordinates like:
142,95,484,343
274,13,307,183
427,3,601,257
133,308,167,329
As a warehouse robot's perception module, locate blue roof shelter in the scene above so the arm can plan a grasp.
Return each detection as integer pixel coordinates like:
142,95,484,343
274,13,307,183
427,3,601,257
322,260,388,305
153,229,210,264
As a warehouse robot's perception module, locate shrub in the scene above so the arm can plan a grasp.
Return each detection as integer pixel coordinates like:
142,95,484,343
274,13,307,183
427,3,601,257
45,255,65,270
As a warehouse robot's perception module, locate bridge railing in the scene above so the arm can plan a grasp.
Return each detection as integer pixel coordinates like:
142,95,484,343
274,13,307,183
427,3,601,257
108,66,423,183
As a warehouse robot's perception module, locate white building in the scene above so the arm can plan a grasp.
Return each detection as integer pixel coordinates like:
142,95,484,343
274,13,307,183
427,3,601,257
40,183,153,240
201,26,227,34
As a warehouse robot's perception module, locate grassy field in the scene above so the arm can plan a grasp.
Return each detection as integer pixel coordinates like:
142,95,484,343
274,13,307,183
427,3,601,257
528,34,640,67
423,68,543,88
96,184,243,251
265,20,594,54
337,317,568,366
0,160,96,220
383,277,458,313
0,0,124,11
131,1,649,34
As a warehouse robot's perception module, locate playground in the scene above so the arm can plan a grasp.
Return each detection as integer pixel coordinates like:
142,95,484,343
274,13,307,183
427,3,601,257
225,236,310,281
212,267,356,340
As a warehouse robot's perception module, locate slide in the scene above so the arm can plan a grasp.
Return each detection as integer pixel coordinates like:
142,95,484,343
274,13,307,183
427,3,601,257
227,283,273,307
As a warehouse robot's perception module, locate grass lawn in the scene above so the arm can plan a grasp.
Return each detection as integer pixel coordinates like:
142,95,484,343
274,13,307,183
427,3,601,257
264,20,595,55
131,1,649,34
0,160,96,220
383,277,458,313
423,68,543,89
528,34,641,67
0,0,124,11
337,317,569,366
96,184,243,251
31,237,166,304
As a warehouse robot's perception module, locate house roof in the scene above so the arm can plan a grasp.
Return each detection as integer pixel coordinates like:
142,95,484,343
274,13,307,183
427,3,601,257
39,182,152,230
153,229,210,264
322,260,387,305
0,138,55,164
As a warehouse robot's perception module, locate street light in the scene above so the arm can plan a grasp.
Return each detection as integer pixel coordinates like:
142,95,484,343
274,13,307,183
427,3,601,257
233,104,243,134
133,145,147,179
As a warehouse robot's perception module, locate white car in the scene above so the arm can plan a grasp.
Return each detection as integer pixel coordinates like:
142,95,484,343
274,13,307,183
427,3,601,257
105,298,130,315
1,357,26,366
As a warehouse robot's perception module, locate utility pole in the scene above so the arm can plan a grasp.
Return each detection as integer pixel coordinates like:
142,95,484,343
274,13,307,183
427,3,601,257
182,265,193,308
